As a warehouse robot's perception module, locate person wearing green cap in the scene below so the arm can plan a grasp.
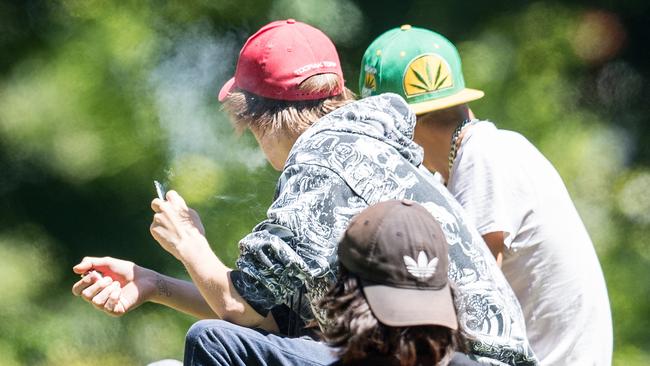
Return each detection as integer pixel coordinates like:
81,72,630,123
359,25,612,365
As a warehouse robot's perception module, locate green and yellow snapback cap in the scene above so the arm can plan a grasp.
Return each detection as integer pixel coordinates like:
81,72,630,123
360,25,484,115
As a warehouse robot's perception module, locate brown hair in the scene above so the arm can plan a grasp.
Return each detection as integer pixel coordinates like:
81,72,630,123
319,266,465,366
222,73,356,136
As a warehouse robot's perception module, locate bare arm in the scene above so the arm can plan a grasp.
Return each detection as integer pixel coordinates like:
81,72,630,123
482,231,505,268
149,192,271,329
178,238,272,328
148,271,219,319
151,272,277,331
72,256,216,319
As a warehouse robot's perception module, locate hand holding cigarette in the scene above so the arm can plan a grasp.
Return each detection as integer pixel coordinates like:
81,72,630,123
150,190,207,261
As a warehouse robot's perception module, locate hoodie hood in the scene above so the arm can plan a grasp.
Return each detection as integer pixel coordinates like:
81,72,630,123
292,93,423,166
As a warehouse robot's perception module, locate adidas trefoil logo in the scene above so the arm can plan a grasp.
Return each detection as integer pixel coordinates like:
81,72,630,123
403,251,438,279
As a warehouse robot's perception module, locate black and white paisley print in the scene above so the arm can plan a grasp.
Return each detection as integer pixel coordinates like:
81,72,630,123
231,93,538,365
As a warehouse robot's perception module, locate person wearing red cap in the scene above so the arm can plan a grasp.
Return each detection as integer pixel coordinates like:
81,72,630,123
71,20,537,365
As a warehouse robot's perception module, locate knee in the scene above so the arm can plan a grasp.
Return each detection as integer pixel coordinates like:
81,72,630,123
185,320,235,366
186,319,225,347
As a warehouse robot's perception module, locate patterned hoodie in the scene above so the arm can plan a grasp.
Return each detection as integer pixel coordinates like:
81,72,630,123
231,93,537,365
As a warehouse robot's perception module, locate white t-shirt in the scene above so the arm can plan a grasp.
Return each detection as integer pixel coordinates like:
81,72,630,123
447,121,613,366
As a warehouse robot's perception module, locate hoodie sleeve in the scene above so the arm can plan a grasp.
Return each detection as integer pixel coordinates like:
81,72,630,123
231,163,366,317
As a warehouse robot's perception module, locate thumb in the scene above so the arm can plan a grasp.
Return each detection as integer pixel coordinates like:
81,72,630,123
166,190,188,211
73,256,110,274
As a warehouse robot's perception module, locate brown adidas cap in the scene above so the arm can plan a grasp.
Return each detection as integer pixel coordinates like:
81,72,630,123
338,200,457,329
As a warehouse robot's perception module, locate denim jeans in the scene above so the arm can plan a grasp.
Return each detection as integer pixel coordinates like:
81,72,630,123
184,319,339,366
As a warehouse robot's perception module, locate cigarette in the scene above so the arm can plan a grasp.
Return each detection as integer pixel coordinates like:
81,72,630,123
154,180,166,200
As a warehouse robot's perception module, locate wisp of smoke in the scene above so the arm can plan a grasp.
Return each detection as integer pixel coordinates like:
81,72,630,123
148,24,266,175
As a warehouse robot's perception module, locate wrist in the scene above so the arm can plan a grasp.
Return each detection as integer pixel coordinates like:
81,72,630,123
134,266,160,303
177,234,215,266
143,270,175,304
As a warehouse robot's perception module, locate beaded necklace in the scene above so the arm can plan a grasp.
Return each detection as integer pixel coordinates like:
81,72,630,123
447,119,474,182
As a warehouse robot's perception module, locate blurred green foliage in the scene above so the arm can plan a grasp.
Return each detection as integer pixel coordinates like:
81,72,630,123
0,0,648,364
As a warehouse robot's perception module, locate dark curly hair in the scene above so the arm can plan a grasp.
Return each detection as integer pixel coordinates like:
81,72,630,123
318,266,466,366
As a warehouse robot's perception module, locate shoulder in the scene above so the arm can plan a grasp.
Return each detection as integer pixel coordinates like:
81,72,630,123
467,122,534,150
459,121,537,166
462,121,502,152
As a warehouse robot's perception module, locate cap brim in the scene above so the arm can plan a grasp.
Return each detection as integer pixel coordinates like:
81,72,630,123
362,281,457,329
218,77,236,102
409,88,484,115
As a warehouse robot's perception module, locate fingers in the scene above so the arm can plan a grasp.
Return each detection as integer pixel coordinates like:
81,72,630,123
104,283,121,312
72,271,101,296
149,223,169,244
73,271,129,316
151,198,178,220
151,198,165,213
152,191,189,213
92,280,120,309
152,212,171,228
166,190,188,210
150,211,172,241
80,276,113,302
73,256,112,275
105,285,128,316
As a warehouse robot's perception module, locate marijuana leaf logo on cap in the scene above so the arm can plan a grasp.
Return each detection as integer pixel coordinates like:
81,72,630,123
403,54,453,97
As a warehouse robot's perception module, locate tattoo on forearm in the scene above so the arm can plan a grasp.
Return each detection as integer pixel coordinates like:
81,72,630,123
156,276,172,297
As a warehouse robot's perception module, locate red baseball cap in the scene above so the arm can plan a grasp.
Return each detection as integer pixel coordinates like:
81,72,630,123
218,19,344,102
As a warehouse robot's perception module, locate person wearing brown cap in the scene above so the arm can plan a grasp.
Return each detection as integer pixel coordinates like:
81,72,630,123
321,200,482,366
71,20,535,365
